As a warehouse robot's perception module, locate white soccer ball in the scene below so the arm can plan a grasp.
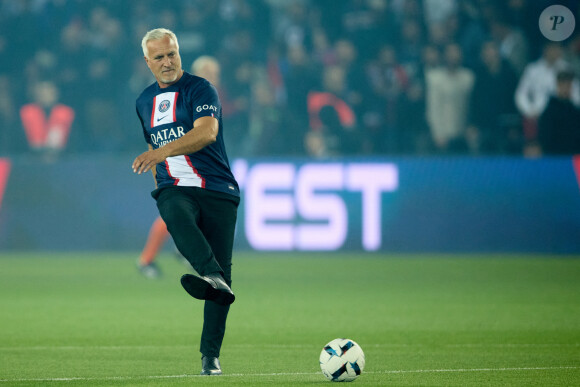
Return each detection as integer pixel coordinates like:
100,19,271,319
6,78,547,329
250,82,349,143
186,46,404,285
319,338,365,382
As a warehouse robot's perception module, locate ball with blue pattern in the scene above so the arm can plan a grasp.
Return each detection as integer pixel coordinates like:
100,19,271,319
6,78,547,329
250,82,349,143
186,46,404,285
319,338,365,382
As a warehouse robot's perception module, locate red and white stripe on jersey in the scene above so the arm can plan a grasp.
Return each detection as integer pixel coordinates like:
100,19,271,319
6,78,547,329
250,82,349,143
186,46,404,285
165,155,206,188
151,92,178,128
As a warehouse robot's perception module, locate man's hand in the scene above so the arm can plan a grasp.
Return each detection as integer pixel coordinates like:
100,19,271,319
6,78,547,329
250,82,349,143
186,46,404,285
132,148,168,174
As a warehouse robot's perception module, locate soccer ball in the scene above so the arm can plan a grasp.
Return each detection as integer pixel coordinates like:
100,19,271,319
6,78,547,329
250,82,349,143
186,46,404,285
319,338,365,382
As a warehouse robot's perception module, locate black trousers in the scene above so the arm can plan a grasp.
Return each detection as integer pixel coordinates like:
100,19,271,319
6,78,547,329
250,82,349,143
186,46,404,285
153,186,240,357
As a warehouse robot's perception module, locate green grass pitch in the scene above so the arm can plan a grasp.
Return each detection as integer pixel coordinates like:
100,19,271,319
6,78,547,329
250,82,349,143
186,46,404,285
0,252,579,386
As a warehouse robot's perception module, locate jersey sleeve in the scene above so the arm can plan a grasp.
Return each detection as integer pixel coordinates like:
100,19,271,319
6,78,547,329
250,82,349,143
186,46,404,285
191,80,221,122
136,105,151,144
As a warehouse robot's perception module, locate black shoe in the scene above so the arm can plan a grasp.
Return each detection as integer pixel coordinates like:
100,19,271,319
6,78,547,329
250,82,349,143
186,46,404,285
180,273,235,306
200,356,222,375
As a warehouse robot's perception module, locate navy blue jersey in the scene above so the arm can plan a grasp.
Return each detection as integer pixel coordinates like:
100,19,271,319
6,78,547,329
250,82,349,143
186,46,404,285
136,72,239,197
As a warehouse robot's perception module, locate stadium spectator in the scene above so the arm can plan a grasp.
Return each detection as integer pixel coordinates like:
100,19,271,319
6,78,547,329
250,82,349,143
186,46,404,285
418,43,442,81
247,72,285,156
339,0,393,61
83,6,127,151
564,34,580,79
454,0,487,70
0,0,578,158
468,41,520,154
20,80,75,160
58,17,90,107
423,0,457,27
191,55,250,157
366,44,409,153
271,1,314,52
282,44,319,155
487,13,529,75
515,42,580,155
307,65,359,155
538,69,580,155
425,43,474,153
311,28,335,66
219,59,252,158
332,39,367,122
0,76,21,154
397,18,425,73
398,81,431,154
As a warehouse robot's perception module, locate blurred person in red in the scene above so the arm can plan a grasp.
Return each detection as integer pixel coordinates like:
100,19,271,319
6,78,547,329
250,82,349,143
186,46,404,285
306,65,358,156
19,80,75,160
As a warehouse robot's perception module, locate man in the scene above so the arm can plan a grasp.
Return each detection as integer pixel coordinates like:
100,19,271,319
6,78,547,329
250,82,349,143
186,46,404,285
538,69,580,155
132,28,240,376
468,41,519,154
137,56,223,279
425,43,474,153
515,42,580,154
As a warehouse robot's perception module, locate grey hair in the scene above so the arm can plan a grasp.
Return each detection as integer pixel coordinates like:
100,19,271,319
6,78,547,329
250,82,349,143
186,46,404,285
141,28,179,58
191,55,219,75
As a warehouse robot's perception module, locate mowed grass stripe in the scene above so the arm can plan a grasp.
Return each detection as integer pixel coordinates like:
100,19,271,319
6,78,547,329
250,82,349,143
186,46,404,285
0,253,579,386
1,342,579,351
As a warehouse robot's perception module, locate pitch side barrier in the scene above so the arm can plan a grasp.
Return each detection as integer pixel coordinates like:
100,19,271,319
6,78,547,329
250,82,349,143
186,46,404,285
0,156,579,253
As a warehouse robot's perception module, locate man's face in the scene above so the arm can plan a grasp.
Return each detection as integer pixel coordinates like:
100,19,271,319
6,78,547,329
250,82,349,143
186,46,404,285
557,79,573,99
145,35,182,86
481,42,500,68
445,44,462,68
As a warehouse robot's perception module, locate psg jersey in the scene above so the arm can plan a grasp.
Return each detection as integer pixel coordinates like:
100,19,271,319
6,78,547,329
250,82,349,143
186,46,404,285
136,71,239,197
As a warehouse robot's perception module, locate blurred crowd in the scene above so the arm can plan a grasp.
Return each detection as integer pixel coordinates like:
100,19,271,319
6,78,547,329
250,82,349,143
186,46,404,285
1,0,580,159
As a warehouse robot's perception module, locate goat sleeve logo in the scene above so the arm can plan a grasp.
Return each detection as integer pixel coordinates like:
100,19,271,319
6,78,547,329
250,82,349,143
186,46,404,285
196,104,218,113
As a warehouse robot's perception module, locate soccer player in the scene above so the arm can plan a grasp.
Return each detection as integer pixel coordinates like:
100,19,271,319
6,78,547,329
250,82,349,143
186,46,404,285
137,56,224,279
132,28,240,376
137,216,170,278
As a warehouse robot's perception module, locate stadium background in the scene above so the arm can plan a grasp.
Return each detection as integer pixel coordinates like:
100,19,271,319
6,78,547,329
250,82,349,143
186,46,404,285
1,1,580,386
0,0,579,253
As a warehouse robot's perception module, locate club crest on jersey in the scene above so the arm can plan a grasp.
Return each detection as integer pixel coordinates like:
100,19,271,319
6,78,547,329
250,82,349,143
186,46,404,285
151,91,178,127
158,100,171,113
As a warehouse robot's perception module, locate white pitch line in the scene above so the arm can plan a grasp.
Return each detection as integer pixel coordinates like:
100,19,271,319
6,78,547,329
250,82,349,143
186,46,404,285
376,366,580,374
0,343,578,351
0,366,578,383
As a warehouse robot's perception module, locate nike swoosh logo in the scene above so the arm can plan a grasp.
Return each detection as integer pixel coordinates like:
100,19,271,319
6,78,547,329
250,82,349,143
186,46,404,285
157,116,168,122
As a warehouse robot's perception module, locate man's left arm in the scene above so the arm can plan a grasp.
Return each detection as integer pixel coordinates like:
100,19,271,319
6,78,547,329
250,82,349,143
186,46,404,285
132,116,218,175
